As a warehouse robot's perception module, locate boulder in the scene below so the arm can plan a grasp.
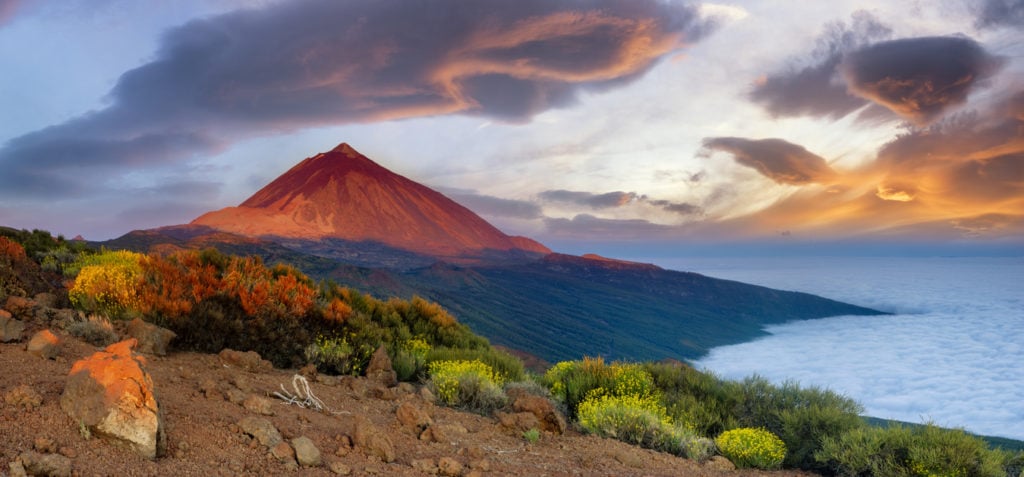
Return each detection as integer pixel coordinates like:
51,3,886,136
353,415,395,463
60,339,166,459
16,451,71,477
33,292,58,309
292,436,322,467
26,329,61,359
219,349,272,372
4,296,35,319
438,457,463,477
125,318,176,356
238,416,282,447
512,395,566,434
270,441,296,464
365,345,397,387
495,411,539,432
0,311,25,342
395,402,432,433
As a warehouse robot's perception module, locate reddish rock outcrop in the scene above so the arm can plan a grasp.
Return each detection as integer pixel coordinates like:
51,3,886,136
60,339,166,459
125,318,176,356
26,329,61,359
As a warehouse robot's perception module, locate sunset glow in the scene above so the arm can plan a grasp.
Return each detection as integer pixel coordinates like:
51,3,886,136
0,0,1020,252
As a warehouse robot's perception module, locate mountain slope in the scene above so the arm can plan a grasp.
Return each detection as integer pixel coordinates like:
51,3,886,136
106,141,886,363
192,143,548,261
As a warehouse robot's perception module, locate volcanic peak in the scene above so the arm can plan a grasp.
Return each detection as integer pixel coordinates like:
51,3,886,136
191,142,550,260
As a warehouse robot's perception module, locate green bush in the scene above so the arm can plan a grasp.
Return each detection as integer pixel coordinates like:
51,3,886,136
734,376,863,470
544,357,660,420
523,428,540,444
65,314,119,347
816,424,1008,477
644,362,741,436
716,427,787,470
428,360,507,414
304,335,357,375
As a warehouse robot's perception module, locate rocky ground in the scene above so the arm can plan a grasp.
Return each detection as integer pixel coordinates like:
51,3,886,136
1,295,820,477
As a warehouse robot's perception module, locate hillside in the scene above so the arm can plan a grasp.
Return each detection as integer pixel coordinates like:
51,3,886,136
102,142,886,364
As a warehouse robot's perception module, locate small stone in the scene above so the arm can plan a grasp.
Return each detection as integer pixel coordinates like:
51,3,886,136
4,384,43,410
465,446,484,460
9,460,27,477
231,374,254,393
219,349,271,372
705,455,736,471
225,388,247,405
4,296,35,318
199,379,223,401
353,416,394,463
0,312,25,342
125,318,176,356
58,447,76,459
17,451,71,477
243,395,274,416
33,293,57,309
270,442,295,463
469,459,490,472
395,402,432,432
238,416,282,447
33,437,56,453
411,458,438,474
419,386,436,404
365,345,397,387
292,436,322,467
27,329,61,359
329,461,352,475
437,457,463,477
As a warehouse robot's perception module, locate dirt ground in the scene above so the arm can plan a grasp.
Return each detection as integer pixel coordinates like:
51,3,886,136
1,330,821,477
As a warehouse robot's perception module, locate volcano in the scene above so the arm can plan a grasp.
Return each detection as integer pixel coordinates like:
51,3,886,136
192,143,549,261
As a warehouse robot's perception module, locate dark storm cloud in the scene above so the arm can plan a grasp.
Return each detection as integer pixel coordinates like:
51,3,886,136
973,0,1024,29
0,0,715,196
840,36,1003,125
442,190,543,220
749,11,892,119
700,137,837,185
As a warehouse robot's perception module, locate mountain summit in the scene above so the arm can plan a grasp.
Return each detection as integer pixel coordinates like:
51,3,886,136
191,143,549,260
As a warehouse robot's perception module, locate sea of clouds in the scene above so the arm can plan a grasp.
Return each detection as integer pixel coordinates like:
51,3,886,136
651,256,1023,440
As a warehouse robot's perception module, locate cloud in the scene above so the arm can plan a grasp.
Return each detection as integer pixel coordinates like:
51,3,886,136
749,11,892,119
973,0,1024,29
543,214,676,239
0,0,715,197
840,36,1003,125
700,137,837,185
440,189,543,220
539,190,638,209
540,189,703,217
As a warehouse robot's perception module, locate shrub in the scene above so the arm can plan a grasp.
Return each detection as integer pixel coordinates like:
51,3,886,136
735,376,863,470
816,424,1008,477
577,392,672,445
716,427,787,470
426,347,525,383
66,314,119,346
305,335,357,375
523,428,540,444
393,337,431,381
644,361,741,436
428,360,507,414
544,357,659,420
68,250,145,319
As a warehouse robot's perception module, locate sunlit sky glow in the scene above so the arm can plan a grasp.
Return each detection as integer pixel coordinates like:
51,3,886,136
1,0,1021,254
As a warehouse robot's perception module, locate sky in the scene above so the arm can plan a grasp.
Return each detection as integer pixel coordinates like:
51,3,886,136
0,0,1022,255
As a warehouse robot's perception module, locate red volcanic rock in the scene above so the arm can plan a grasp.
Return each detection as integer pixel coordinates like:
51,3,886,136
60,339,166,459
192,143,550,259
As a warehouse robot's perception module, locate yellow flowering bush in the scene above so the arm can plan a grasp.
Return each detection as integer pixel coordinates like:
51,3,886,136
544,360,578,401
716,427,787,470
68,250,145,318
428,360,505,411
577,392,672,445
